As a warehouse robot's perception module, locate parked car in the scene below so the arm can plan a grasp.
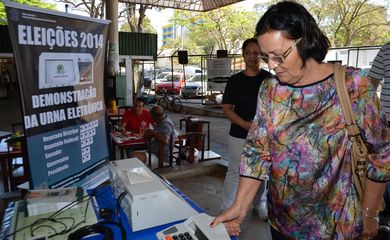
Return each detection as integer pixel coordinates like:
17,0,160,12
143,70,155,88
181,74,207,99
155,73,187,95
150,72,172,90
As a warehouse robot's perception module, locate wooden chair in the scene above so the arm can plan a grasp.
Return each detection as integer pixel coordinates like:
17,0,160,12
157,132,206,167
175,132,206,164
6,135,30,191
178,117,221,162
179,117,209,150
146,117,220,168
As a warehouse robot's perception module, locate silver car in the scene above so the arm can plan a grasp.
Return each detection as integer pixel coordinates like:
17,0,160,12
181,74,207,99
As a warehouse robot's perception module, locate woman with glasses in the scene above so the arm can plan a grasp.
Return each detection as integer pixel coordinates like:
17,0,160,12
220,38,271,220
211,1,390,239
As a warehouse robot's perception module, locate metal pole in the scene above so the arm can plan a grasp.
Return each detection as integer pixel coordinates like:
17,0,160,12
171,49,180,97
171,56,174,96
356,47,359,68
181,26,184,49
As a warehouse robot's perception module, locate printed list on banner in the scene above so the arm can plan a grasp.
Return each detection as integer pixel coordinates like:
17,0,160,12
43,120,98,177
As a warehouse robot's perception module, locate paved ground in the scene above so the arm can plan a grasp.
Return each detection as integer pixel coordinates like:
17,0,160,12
158,106,272,240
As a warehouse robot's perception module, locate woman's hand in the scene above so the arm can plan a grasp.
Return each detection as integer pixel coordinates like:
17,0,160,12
210,205,245,236
360,179,387,239
361,209,379,239
222,220,241,236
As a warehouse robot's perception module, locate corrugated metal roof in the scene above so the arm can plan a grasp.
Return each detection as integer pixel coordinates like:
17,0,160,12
119,32,157,58
118,0,244,12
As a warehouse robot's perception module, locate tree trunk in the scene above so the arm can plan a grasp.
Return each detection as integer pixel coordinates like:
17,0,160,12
137,5,147,32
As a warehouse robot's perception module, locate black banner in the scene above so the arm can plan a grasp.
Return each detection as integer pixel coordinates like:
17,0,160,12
4,2,110,188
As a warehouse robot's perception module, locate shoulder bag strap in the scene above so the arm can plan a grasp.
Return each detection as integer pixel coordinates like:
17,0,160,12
333,63,368,198
334,63,360,135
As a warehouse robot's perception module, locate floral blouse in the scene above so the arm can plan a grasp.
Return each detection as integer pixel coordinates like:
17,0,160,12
240,67,390,239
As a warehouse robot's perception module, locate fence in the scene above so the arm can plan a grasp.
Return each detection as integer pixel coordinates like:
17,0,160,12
135,45,383,102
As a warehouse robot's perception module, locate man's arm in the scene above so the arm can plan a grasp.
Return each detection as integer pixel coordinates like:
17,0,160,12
368,76,382,91
223,104,252,130
144,129,169,144
367,44,387,91
120,111,129,132
144,129,170,167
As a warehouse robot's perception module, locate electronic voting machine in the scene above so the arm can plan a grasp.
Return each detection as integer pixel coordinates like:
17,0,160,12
109,158,199,231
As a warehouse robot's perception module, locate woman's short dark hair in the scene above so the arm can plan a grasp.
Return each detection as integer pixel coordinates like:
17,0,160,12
242,38,259,54
255,1,330,65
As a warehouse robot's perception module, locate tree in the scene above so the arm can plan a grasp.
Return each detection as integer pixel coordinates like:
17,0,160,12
121,3,158,32
56,0,105,18
169,6,258,54
57,1,155,33
120,16,157,33
0,0,56,25
300,0,390,46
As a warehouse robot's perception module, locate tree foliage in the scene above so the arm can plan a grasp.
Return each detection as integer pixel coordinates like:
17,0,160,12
167,6,258,54
120,15,156,33
0,0,56,25
121,3,152,32
298,0,390,46
57,1,156,33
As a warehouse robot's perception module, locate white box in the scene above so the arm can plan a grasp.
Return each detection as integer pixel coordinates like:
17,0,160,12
109,158,198,231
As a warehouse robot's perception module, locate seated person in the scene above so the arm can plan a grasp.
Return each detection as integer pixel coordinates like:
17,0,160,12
130,105,177,168
120,97,151,134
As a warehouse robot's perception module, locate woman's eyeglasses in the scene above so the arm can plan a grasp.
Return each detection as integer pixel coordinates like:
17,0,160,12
258,38,302,65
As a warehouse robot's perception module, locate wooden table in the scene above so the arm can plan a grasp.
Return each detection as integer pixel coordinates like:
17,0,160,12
110,131,147,159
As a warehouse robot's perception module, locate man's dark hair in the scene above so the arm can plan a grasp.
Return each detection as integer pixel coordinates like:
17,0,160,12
255,1,330,65
135,97,145,106
242,38,259,54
